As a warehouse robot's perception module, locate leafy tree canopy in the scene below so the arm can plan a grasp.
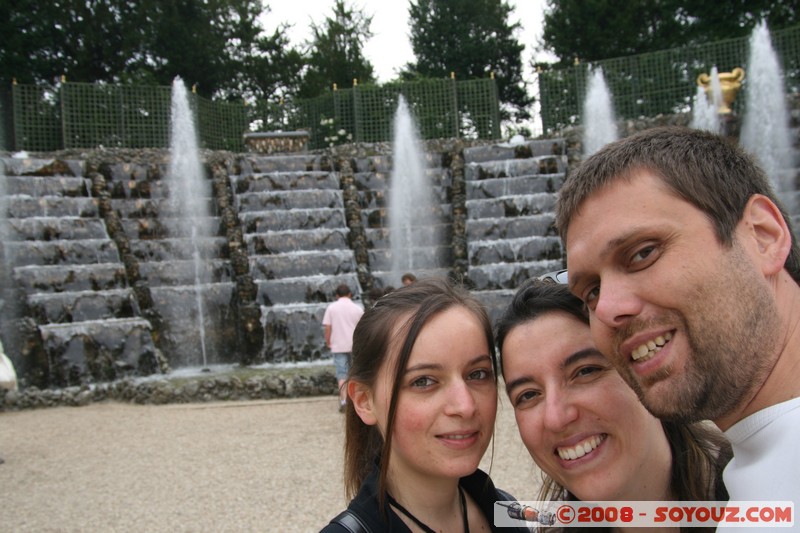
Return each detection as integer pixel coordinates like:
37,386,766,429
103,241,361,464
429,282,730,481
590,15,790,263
0,0,304,100
405,0,532,121
540,0,799,67
297,0,376,99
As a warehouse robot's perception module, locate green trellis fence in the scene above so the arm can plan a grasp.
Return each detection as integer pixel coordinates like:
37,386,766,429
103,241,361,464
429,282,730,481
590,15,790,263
5,77,500,152
538,24,800,135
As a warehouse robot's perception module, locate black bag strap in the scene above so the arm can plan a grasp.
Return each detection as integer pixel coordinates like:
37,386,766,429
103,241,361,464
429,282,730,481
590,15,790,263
496,488,515,502
330,509,372,533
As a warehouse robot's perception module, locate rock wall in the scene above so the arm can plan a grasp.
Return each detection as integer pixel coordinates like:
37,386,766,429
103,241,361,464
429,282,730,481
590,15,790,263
0,367,337,410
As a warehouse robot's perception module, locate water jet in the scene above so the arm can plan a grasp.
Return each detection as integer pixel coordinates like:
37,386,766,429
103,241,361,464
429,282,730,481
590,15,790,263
583,67,618,157
740,21,796,214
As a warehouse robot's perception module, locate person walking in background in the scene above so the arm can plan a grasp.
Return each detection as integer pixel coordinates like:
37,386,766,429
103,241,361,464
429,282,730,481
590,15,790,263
323,284,364,412
496,279,729,530
555,126,800,506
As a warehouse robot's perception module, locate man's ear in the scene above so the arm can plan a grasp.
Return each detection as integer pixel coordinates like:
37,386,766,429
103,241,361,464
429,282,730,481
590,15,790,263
349,380,378,426
741,194,792,277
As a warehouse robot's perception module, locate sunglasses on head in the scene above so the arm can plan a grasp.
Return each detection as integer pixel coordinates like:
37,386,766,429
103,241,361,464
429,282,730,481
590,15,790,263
537,268,568,284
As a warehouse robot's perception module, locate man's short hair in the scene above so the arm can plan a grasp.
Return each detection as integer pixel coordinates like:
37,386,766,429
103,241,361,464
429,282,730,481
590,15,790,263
335,284,352,297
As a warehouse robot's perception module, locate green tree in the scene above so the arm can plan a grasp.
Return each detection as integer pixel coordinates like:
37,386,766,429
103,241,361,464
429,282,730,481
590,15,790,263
0,0,142,85
676,1,798,43
297,0,376,98
129,0,303,100
406,0,532,122
0,0,303,100
540,0,799,67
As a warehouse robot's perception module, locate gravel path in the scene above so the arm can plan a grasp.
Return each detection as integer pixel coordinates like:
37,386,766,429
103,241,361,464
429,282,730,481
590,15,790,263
0,394,541,532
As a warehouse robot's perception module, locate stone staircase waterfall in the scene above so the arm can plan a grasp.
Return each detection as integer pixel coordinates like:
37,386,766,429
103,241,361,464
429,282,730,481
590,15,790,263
232,154,362,361
101,158,232,370
0,158,159,387
354,151,454,289
462,140,568,320
0,140,572,388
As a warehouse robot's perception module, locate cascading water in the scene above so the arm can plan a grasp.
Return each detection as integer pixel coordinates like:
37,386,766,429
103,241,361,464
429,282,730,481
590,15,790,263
0,157,9,313
741,21,796,213
583,67,619,157
168,77,212,369
0,158,8,267
691,66,723,133
388,95,437,284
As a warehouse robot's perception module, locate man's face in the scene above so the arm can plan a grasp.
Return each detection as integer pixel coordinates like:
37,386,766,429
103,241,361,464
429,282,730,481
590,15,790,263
564,170,778,426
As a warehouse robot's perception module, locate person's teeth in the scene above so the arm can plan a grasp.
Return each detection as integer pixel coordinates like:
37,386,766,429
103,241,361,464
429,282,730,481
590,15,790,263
632,333,673,361
558,435,604,460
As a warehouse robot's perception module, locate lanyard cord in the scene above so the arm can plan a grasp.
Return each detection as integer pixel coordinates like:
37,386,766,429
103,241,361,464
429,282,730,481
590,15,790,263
386,486,469,533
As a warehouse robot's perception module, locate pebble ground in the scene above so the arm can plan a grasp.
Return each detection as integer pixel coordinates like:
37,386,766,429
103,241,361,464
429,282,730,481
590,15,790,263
0,394,541,532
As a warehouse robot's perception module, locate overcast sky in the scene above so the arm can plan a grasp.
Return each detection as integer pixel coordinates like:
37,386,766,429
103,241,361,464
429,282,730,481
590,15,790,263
260,0,552,83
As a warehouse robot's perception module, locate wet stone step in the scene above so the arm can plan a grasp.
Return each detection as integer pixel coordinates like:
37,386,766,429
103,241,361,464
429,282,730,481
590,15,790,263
109,198,216,219
352,152,445,173
368,245,453,272
28,288,140,323
13,263,127,293
238,154,328,174
1,157,85,177
8,217,110,241
528,138,567,157
364,225,451,250
239,208,346,233
120,217,222,240
102,162,151,183
129,237,228,263
231,171,339,193
352,171,390,191
465,156,566,180
235,189,343,212
249,250,357,280
468,236,563,265
255,273,361,305
462,139,566,163
258,302,329,362
137,258,233,286
463,144,517,164
352,168,452,192
466,194,557,219
7,196,99,218
466,214,555,240
148,282,236,368
467,259,564,291
104,177,169,200
245,228,350,255
148,282,235,321
6,239,120,267
360,204,452,229
355,185,449,209
39,317,157,385
466,175,561,199
4,176,91,197
354,188,386,210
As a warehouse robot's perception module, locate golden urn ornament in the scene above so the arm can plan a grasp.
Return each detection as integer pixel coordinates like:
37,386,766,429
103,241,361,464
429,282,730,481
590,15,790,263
697,67,745,114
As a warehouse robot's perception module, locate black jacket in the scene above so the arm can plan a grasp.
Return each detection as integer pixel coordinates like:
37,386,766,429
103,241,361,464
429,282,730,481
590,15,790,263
321,464,530,532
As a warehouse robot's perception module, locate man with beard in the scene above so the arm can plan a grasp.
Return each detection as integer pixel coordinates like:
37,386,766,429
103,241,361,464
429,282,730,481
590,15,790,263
554,126,800,507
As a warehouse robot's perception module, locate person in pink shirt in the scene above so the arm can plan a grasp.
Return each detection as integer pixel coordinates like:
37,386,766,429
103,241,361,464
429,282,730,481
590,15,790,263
323,284,365,412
